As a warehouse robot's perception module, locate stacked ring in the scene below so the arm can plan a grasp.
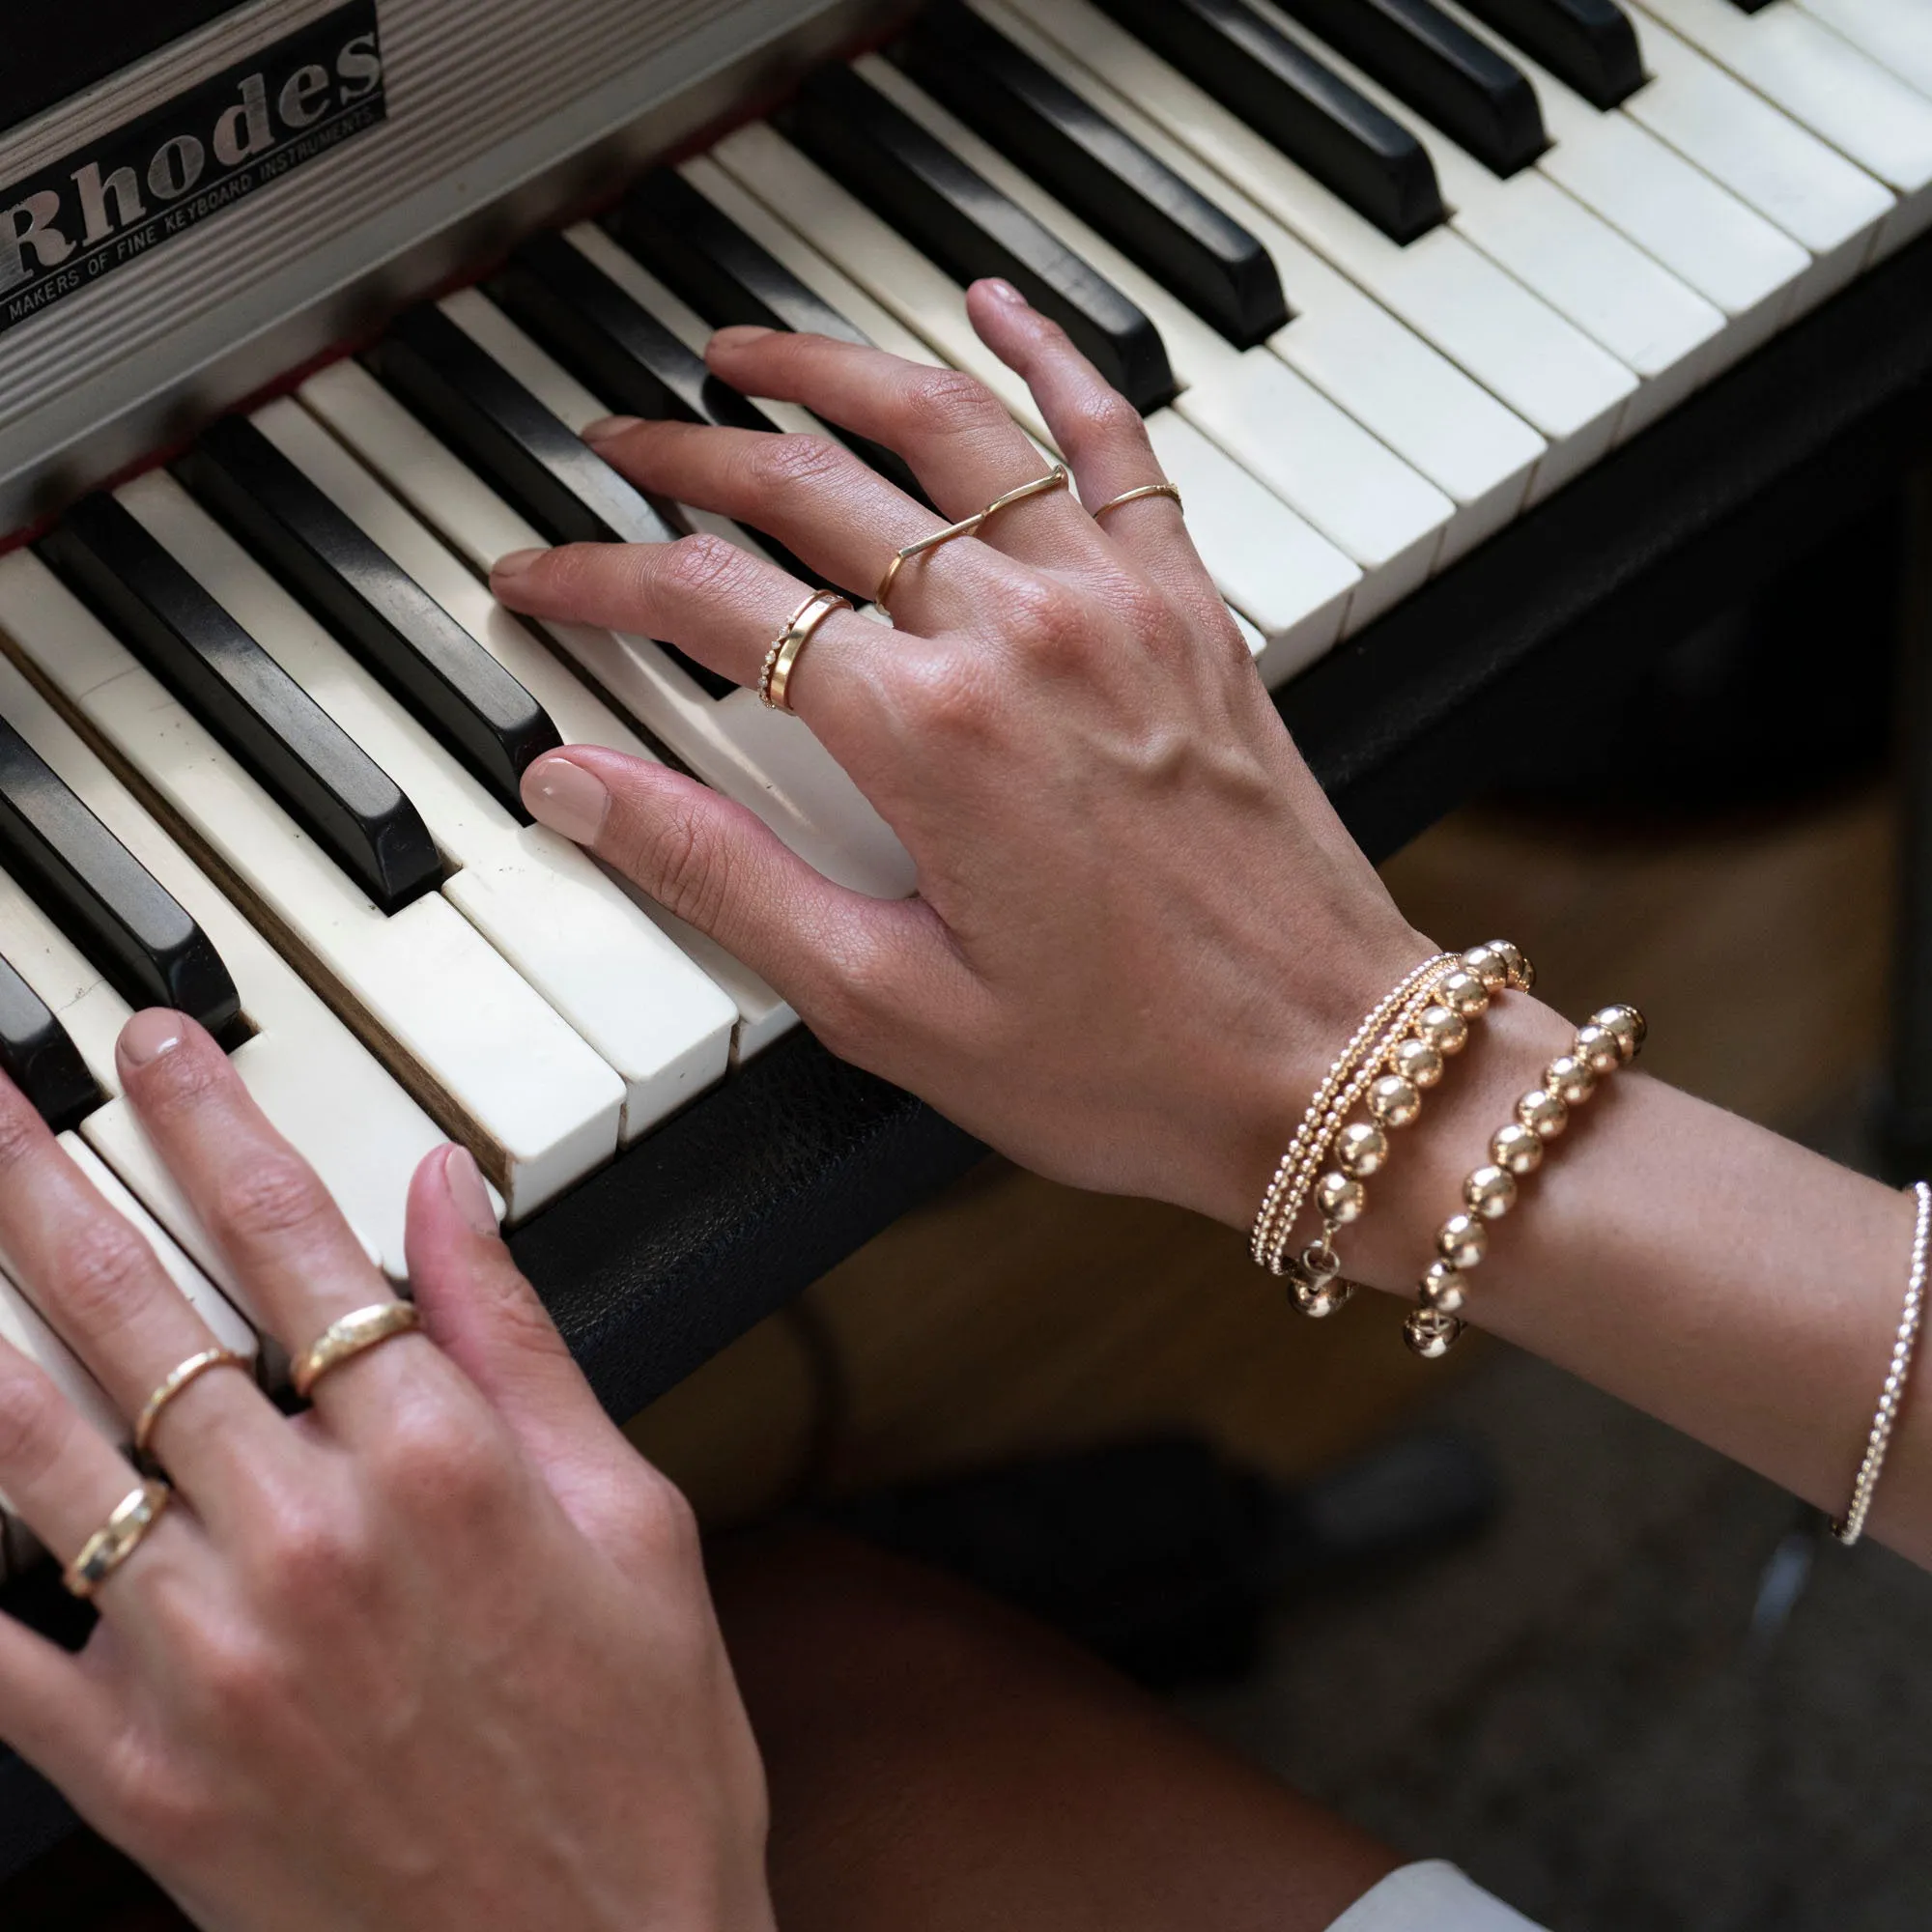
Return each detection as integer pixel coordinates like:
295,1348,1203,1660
133,1346,252,1463
758,590,853,712
64,1478,172,1601
1093,481,1183,519
875,463,1070,618
292,1301,424,1401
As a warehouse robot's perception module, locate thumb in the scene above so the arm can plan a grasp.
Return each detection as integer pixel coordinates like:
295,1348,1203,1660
406,1144,647,1543
521,745,934,1045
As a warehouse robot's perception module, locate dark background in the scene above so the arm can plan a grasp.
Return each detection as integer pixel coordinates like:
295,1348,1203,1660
3,3,247,133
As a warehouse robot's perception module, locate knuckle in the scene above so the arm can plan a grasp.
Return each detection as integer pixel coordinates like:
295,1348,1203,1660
0,1090,45,1175
1107,575,1179,644
109,1752,217,1851
254,1496,371,1608
1065,386,1144,447
0,1362,72,1484
53,1218,158,1328
196,1629,294,1718
898,367,1004,441
629,1467,701,1567
373,1403,506,1518
632,797,731,931
208,1152,330,1252
751,431,848,497
658,531,750,604
1007,576,1091,660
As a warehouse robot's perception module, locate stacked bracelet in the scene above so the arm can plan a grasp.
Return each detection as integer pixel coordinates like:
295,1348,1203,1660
1404,1001,1646,1359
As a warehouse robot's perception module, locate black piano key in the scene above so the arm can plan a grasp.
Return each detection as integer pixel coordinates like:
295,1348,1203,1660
1455,0,1643,110
38,498,442,917
895,4,1290,348
1268,0,1546,176
365,306,735,700
1091,0,1444,243
608,172,930,505
178,417,561,815
776,65,1178,413
0,714,240,1036
0,952,100,1135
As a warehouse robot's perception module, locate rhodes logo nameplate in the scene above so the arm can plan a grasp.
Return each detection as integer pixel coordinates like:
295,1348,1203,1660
1,1,386,336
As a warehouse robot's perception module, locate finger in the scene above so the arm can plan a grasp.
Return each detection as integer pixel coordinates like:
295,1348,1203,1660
521,748,942,1020
406,1146,651,1548
967,281,1227,631
0,1079,286,1508
0,1333,200,1616
704,326,1109,578
0,1614,119,1802
490,529,912,748
571,418,1009,637
115,1012,444,1436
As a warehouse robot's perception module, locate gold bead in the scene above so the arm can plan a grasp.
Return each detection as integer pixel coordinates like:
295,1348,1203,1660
1404,1307,1463,1359
1414,1004,1469,1056
1592,1004,1645,1062
1545,1054,1597,1105
1391,1037,1445,1090
1316,1171,1366,1223
1420,1260,1467,1314
1463,1163,1517,1219
1437,970,1490,1019
1336,1122,1388,1178
1461,944,1509,995
1437,1212,1487,1269
1517,1088,1568,1140
1489,940,1533,992
1492,1121,1544,1175
1368,1073,1422,1128
1293,1272,1354,1319
1574,1023,1622,1076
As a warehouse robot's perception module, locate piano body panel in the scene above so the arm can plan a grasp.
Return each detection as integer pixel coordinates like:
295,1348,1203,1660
0,0,905,536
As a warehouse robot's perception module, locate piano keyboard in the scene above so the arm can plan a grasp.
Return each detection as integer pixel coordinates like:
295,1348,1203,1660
0,0,1929,1574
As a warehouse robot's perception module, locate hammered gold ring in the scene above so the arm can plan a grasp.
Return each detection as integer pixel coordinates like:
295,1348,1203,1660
292,1301,424,1401
133,1347,252,1463
875,463,1070,619
63,1478,172,1601
757,590,853,712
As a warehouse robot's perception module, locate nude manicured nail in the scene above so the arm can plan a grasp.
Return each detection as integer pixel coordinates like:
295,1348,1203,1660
492,548,545,582
708,324,776,352
582,414,641,445
442,1146,499,1238
120,1008,186,1068
523,755,609,845
980,277,1026,306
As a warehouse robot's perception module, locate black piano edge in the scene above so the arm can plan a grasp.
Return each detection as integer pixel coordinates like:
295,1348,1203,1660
1,227,1929,1885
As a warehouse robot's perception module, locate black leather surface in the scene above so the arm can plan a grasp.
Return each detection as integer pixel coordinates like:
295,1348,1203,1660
3,213,1930,1895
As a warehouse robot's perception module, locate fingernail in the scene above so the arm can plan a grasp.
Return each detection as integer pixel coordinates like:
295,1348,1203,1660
582,414,641,446
522,754,609,845
442,1146,499,1238
492,548,546,582
119,1008,186,1068
708,324,776,353
980,277,1026,307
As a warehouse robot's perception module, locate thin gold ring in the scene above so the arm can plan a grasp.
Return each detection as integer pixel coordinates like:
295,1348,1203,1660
875,463,1070,618
63,1478,172,1601
1092,481,1183,519
292,1301,424,1401
757,590,853,712
133,1347,252,1462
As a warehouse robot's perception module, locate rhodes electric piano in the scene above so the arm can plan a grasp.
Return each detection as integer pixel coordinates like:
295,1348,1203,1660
1,0,1931,1869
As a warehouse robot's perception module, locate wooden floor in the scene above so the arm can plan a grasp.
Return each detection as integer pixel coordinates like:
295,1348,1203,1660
631,781,1897,1524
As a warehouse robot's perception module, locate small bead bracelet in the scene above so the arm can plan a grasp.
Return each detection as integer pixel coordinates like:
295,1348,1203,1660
1832,1179,1931,1547
1403,1002,1645,1359
1288,942,1536,1317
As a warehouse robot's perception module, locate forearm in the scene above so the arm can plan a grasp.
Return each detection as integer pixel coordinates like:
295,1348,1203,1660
1242,992,1930,1566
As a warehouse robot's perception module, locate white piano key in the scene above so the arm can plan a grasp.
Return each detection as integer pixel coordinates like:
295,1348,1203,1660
1434,0,1809,361
1634,0,1932,251
1015,0,1634,498
0,620,453,1281
709,122,1367,647
974,0,1544,561
853,55,1450,623
1618,8,1890,311
1798,0,1932,102
0,549,620,1222
123,460,736,1140
1246,0,1727,436
246,397,794,1060
298,358,914,903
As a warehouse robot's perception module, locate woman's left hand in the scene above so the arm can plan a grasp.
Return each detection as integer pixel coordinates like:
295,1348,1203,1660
0,1012,773,1932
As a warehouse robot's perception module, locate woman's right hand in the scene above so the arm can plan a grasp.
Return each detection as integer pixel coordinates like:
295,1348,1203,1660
493,282,1428,1232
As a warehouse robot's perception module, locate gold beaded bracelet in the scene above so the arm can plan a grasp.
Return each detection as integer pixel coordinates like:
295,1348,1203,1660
1287,942,1535,1316
1403,1001,1646,1359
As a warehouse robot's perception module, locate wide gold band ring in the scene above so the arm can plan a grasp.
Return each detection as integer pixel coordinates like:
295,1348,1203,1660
292,1301,424,1401
758,590,853,713
1093,481,1183,519
875,463,1070,619
64,1478,172,1601
133,1347,253,1462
